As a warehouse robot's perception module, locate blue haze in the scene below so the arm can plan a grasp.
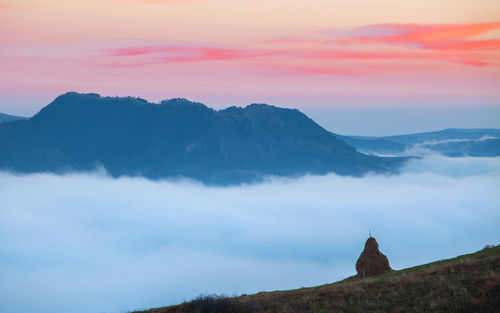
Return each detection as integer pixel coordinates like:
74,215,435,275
304,106,500,136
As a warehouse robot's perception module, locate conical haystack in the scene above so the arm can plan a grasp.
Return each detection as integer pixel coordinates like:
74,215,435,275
356,237,392,278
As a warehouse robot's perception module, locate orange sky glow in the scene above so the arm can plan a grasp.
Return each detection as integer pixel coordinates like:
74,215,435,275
0,0,499,115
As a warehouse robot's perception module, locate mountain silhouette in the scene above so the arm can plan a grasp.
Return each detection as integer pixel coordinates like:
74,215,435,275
334,129,500,156
0,92,407,184
0,112,27,124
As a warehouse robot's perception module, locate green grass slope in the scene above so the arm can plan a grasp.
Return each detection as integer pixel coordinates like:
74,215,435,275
135,245,500,313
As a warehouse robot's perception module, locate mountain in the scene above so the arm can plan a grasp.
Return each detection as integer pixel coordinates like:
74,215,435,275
425,138,500,157
0,92,407,184
334,129,500,157
0,112,27,123
382,128,500,145
134,245,500,313
336,135,409,155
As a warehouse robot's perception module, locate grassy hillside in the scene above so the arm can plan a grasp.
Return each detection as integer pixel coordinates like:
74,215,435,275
135,245,500,313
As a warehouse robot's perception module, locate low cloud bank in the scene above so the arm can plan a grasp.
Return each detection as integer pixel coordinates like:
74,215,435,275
399,137,499,158
0,157,499,313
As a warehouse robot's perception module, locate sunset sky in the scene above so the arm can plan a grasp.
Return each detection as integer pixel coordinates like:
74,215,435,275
1,0,499,134
1,3,500,313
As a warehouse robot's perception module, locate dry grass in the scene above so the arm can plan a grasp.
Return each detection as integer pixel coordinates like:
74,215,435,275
134,245,500,313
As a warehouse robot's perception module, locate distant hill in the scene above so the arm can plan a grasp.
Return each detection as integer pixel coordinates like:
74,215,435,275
0,112,27,124
135,245,500,313
334,129,500,156
419,138,500,157
336,135,409,155
0,92,407,184
382,128,500,144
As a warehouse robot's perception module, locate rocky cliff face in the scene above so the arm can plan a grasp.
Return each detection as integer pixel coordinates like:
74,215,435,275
356,237,392,278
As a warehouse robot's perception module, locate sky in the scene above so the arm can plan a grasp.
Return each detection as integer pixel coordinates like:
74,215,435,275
1,0,500,134
1,3,499,312
1,155,499,313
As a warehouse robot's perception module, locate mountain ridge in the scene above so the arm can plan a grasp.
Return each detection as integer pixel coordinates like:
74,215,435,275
333,128,500,156
0,92,407,184
0,112,27,124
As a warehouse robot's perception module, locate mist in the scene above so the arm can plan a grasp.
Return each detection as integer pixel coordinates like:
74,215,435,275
1,156,499,313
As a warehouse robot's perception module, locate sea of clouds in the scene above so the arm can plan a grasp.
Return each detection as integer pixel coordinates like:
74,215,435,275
1,155,499,313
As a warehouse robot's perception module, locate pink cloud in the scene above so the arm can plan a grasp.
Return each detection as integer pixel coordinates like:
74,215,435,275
2,39,497,92
109,45,277,65
103,41,500,72
301,50,495,67
260,23,500,68
113,48,155,56
421,39,500,51
261,38,326,45
324,23,500,51
460,60,489,67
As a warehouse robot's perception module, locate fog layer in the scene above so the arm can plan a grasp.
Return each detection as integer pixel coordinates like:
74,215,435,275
0,156,499,313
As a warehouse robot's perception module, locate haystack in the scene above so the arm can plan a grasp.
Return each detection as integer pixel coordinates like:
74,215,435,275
356,237,392,278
